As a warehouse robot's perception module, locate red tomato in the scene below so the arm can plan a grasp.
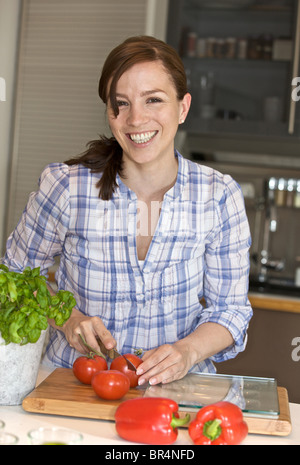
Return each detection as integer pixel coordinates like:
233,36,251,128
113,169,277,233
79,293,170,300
92,370,130,400
110,354,143,388
73,355,108,384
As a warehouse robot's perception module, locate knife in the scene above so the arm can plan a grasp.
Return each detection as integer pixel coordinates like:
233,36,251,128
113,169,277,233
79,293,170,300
95,337,137,372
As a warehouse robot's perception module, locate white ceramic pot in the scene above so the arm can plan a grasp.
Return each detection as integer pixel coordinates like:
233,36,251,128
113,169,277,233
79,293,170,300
0,330,47,405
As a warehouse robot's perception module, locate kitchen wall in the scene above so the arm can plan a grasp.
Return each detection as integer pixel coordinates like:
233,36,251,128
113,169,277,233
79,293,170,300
0,0,21,254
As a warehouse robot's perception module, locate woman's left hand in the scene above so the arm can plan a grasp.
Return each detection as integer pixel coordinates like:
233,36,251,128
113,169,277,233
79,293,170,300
136,340,196,386
135,323,234,386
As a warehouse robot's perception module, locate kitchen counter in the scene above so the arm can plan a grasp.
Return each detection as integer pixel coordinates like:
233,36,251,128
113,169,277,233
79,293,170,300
248,292,300,314
0,365,300,446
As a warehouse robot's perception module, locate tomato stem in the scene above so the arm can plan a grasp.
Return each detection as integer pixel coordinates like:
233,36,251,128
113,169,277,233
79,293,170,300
79,334,106,360
134,348,143,356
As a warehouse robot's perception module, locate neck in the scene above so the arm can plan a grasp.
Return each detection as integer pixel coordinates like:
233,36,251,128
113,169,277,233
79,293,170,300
121,155,178,201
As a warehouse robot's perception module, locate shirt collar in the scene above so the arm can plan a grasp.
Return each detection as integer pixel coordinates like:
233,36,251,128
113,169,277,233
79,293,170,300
114,150,188,201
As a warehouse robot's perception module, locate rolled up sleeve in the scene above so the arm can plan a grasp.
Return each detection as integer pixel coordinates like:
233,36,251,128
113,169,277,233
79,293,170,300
201,176,253,362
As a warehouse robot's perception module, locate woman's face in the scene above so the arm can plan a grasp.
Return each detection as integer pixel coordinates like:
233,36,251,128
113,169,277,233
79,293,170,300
107,61,191,169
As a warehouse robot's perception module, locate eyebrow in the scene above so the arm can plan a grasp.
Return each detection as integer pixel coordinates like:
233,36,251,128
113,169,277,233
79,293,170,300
116,89,167,98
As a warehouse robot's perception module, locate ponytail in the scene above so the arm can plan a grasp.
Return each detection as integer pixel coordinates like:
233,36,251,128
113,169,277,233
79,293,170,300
65,136,123,200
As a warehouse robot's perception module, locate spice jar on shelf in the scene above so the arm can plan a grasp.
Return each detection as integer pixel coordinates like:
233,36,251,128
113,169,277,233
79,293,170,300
261,34,273,60
247,35,261,60
268,177,277,196
215,39,226,59
295,257,300,287
206,38,216,58
275,178,287,206
187,32,197,57
237,38,247,59
197,38,207,58
225,38,237,59
294,180,300,208
286,179,296,207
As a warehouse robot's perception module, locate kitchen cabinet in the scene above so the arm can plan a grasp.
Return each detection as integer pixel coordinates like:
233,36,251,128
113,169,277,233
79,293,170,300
166,0,300,140
217,297,300,404
197,160,300,290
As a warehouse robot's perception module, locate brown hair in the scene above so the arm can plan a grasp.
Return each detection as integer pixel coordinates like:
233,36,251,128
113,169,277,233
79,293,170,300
65,36,188,200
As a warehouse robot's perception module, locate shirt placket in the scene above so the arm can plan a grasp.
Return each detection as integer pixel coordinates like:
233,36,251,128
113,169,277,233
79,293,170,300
127,197,145,305
143,198,173,275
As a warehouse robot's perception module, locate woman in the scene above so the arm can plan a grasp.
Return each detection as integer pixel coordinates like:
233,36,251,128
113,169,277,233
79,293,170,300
1,36,252,386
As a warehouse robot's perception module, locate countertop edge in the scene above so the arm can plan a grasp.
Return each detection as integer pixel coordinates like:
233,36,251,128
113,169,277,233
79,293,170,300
248,292,300,313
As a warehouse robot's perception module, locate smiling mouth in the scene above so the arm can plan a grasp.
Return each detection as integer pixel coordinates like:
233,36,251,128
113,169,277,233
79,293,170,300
128,131,158,144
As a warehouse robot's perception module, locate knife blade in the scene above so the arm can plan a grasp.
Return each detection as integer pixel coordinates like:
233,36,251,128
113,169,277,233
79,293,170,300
96,337,137,372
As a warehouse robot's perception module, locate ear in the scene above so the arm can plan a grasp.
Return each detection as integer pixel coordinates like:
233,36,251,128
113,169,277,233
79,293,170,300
179,93,192,125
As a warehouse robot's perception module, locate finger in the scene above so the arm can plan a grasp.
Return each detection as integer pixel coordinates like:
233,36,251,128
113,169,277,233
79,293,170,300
138,346,176,385
160,368,187,384
138,345,189,386
69,332,88,355
82,317,116,353
77,336,90,354
68,328,88,353
140,348,156,361
138,345,173,374
149,358,189,386
95,327,116,351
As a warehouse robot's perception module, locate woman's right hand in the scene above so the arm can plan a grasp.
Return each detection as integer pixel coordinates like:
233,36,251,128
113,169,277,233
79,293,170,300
60,308,116,355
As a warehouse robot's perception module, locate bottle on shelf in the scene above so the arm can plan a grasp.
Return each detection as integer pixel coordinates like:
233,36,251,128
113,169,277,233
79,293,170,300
286,179,296,207
294,181,300,208
275,178,287,206
295,257,300,287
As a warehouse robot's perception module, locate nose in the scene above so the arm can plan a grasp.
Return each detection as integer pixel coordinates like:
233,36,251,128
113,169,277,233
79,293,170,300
126,102,148,127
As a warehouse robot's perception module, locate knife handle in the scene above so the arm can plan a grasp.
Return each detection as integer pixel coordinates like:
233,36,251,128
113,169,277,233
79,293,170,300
95,337,116,359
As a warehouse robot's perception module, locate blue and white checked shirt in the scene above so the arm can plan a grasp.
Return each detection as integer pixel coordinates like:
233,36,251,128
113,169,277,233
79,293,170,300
2,151,252,371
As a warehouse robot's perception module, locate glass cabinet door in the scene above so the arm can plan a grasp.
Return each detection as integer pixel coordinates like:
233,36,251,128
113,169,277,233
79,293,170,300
167,0,300,139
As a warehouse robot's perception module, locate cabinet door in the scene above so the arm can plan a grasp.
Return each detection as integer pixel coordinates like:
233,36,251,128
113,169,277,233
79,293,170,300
217,306,300,404
167,0,300,139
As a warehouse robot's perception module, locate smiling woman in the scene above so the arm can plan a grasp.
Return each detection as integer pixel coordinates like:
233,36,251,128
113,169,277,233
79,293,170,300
65,35,191,201
106,60,191,183
1,36,252,387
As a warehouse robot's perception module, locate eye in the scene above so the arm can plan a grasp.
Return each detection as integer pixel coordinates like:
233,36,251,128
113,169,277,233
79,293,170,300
116,100,128,107
147,97,163,104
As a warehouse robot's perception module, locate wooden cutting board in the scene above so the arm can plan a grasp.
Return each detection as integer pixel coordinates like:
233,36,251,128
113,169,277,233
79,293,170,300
22,368,292,436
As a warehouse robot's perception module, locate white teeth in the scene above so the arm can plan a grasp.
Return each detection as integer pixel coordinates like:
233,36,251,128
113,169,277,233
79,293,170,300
129,131,156,144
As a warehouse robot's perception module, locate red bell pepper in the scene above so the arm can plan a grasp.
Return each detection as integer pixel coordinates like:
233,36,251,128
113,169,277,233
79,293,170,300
188,401,248,445
115,397,190,445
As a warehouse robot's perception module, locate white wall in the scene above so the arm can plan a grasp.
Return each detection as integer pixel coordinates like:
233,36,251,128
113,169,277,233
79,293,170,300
145,0,168,39
0,0,21,254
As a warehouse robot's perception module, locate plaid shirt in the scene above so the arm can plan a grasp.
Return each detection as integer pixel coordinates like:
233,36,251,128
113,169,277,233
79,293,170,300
2,151,252,371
